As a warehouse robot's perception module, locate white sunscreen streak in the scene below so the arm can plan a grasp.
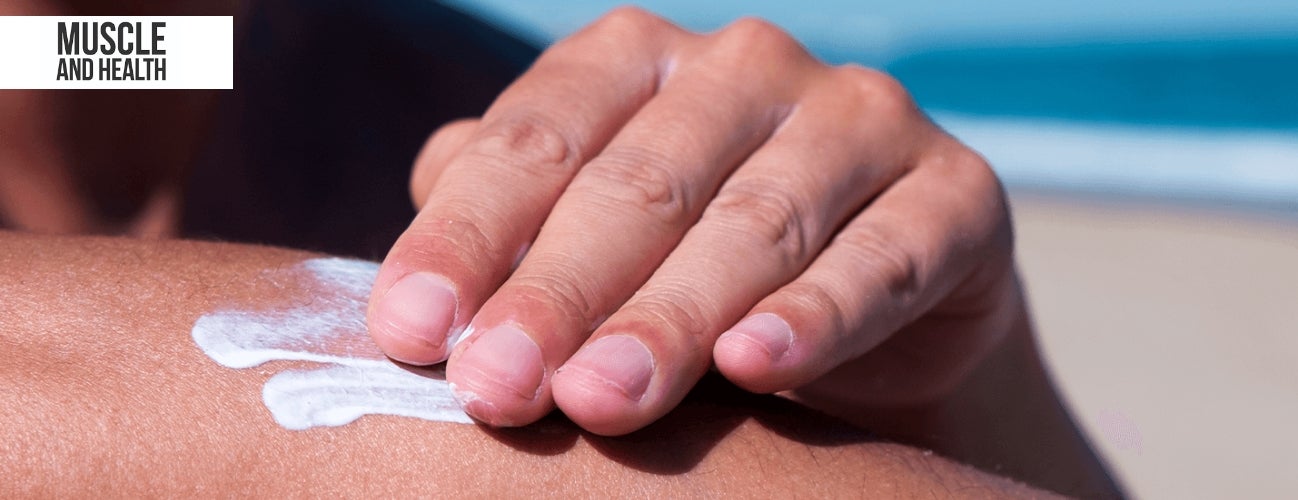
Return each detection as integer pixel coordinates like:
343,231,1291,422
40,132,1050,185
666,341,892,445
192,258,471,429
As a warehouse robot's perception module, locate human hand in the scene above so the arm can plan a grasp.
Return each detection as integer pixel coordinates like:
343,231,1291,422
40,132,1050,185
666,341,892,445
367,7,1015,435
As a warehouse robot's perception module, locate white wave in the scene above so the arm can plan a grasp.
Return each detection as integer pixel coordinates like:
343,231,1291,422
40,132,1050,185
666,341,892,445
934,112,1298,206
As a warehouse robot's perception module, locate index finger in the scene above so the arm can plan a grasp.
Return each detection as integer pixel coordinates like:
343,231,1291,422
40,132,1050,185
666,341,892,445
368,8,684,365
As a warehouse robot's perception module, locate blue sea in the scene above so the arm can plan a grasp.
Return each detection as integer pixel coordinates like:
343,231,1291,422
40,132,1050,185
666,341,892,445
444,0,1298,210
888,38,1298,130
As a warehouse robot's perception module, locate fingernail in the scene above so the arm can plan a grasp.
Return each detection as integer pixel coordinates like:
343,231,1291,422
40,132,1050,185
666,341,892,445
721,313,793,362
456,324,544,401
374,272,457,350
448,383,508,426
445,323,475,353
564,335,654,401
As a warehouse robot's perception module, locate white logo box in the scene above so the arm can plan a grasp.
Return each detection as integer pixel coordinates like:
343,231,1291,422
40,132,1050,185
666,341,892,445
0,16,233,89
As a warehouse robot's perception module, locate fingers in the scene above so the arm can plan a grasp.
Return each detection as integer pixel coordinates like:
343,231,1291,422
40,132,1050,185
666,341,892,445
790,265,1022,411
409,119,479,209
546,65,934,435
446,19,819,428
385,6,1011,438
368,7,680,365
713,137,1013,396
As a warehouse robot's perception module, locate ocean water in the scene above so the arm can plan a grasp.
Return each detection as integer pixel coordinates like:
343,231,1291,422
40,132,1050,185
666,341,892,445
889,38,1298,130
444,0,1298,210
891,38,1298,211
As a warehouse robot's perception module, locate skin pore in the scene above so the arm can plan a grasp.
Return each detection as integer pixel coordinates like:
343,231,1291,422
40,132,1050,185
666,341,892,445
0,231,1057,497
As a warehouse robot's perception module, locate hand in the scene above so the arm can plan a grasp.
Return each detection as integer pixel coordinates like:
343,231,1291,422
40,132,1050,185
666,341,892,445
367,7,1015,435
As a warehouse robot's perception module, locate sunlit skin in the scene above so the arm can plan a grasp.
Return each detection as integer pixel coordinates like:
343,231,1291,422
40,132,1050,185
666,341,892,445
368,7,1014,438
0,2,1121,496
0,233,1059,498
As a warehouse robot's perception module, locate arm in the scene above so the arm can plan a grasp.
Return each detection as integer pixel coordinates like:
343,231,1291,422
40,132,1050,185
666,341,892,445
0,231,1052,497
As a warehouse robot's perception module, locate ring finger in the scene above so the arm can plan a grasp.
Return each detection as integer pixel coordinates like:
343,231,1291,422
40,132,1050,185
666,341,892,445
551,67,937,434
445,24,817,427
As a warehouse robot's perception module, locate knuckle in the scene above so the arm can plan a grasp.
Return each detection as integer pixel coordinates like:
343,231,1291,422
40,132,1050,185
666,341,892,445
400,214,499,273
968,157,1016,258
780,280,850,338
716,17,794,51
629,283,717,342
708,179,815,266
593,5,669,39
470,114,579,177
835,229,922,303
546,6,673,65
929,141,1014,253
508,263,600,321
710,17,807,68
834,64,916,120
954,147,1004,201
577,147,694,226
972,164,1016,255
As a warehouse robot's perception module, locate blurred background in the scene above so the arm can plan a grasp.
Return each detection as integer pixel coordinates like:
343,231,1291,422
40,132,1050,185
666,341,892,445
436,1,1298,498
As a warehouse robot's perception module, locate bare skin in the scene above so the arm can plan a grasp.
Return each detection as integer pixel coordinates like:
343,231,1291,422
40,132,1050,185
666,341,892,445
368,8,1022,447
0,232,1059,498
0,3,1121,496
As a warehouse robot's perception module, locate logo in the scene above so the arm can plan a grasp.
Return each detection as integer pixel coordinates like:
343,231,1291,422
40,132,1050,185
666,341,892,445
0,16,233,89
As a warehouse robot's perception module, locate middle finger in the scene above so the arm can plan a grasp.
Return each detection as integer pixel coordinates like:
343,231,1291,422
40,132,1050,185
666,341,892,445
446,23,814,427
554,66,936,434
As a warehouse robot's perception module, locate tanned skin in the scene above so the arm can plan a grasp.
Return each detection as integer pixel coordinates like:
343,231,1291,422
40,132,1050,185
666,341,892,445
0,232,1070,497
